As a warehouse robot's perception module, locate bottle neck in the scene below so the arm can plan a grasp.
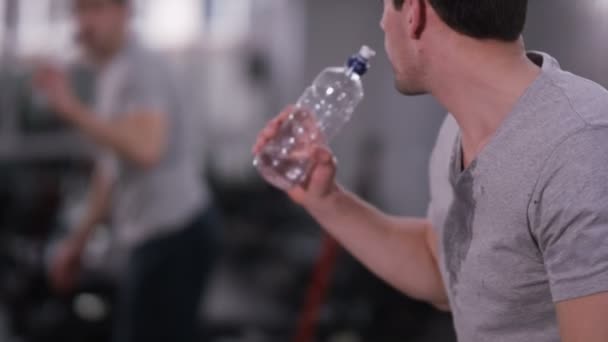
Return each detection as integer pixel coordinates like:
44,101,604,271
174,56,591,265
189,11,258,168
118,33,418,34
345,65,355,78
347,54,370,76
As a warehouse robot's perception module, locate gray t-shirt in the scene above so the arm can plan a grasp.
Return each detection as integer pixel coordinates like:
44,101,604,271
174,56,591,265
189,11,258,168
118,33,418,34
94,39,209,246
427,52,608,341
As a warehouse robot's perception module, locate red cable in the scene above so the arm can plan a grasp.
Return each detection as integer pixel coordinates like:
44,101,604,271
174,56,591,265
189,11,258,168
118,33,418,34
293,235,341,342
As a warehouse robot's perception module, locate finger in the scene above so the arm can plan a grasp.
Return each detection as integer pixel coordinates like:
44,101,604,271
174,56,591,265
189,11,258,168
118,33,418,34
261,125,279,140
277,104,296,122
252,105,297,154
253,131,268,151
252,139,269,154
267,112,288,133
307,146,337,198
252,128,276,154
287,146,335,204
269,105,297,131
287,186,307,205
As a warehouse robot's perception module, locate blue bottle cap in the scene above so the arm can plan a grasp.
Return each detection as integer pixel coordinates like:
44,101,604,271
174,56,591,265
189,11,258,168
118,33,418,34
347,45,376,76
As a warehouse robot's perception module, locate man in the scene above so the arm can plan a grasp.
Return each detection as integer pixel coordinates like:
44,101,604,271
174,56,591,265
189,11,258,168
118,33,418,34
254,0,608,341
36,0,219,341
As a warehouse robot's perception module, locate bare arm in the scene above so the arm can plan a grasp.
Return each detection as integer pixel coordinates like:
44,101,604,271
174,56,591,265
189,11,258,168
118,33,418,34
556,292,608,342
68,106,168,168
35,65,168,168
253,107,449,308
71,165,113,247
309,187,449,308
50,166,113,292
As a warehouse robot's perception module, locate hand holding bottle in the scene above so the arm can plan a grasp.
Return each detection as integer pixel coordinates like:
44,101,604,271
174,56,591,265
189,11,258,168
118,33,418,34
253,106,340,211
253,46,376,191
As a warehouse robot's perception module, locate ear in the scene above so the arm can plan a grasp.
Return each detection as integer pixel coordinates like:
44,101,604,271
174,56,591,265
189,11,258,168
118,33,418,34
406,0,427,39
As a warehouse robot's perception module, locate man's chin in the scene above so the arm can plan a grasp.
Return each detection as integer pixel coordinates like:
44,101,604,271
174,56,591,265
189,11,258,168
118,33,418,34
78,41,97,55
81,43,110,61
395,80,428,96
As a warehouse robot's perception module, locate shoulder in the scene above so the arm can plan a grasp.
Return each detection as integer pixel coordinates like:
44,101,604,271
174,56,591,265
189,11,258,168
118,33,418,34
120,43,177,99
124,42,173,82
533,125,608,210
542,57,608,128
537,63,608,171
543,125,608,173
515,53,608,167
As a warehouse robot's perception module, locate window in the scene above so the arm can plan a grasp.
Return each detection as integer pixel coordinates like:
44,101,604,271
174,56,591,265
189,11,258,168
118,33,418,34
0,0,257,56
12,0,75,58
134,0,255,49
0,1,5,51
133,0,203,49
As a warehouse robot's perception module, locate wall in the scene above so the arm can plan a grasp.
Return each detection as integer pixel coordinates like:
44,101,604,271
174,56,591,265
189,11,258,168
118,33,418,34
525,0,608,87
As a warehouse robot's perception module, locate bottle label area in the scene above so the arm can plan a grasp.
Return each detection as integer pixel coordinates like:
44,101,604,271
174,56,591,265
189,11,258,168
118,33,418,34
254,108,327,190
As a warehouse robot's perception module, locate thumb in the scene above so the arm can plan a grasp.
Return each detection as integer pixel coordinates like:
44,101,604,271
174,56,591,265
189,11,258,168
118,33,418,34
307,146,337,198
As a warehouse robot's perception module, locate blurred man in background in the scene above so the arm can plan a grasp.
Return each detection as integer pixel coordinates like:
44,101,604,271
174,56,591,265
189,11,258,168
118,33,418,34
256,0,608,341
35,0,219,341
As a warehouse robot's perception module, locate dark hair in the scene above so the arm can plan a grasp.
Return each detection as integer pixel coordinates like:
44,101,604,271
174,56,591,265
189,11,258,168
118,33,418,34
392,0,528,42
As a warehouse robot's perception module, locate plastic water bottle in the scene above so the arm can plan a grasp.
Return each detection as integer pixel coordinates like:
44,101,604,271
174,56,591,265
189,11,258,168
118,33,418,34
254,45,376,190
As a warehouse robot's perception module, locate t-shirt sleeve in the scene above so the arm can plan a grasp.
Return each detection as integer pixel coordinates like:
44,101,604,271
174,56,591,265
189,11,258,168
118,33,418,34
531,127,608,302
125,57,172,116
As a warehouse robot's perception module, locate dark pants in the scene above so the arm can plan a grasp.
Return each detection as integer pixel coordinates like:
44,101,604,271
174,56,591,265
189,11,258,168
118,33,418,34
112,207,221,342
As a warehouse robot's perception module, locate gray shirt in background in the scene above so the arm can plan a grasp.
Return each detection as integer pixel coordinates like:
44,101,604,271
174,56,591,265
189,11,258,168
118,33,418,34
427,52,608,341
94,39,209,246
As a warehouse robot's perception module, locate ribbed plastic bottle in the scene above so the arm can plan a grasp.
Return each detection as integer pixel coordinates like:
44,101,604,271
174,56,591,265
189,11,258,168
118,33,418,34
254,46,376,190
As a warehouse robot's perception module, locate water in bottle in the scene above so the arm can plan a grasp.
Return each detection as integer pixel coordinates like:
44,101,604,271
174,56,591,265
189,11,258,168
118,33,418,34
254,46,376,190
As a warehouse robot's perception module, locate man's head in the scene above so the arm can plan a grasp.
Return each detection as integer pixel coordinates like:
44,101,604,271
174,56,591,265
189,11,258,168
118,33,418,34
381,0,528,95
73,0,130,60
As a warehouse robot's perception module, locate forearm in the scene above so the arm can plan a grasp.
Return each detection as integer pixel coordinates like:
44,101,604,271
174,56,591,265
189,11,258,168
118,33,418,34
308,188,448,306
73,202,106,246
72,168,112,247
67,103,165,167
